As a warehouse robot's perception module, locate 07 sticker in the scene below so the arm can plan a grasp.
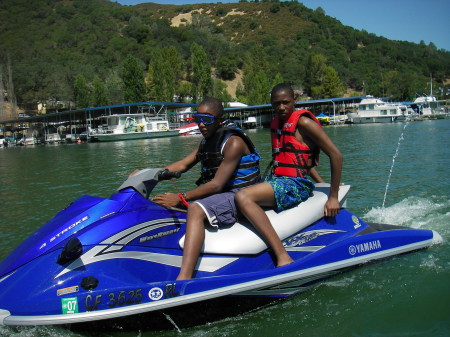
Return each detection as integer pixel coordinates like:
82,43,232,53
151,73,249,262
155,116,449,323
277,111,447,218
61,297,79,314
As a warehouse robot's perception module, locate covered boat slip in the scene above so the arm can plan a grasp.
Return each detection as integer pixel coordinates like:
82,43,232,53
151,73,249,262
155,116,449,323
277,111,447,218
5,96,444,144
0,101,197,144
1,96,372,144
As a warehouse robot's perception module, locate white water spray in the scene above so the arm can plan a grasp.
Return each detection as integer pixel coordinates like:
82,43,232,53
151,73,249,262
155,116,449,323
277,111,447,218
381,121,410,221
162,312,182,333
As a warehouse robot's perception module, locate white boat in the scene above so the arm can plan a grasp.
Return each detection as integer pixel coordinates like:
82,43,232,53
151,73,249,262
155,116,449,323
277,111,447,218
176,122,200,136
329,113,348,125
243,116,260,129
408,95,448,120
347,97,408,124
90,114,179,142
44,133,62,144
21,127,42,145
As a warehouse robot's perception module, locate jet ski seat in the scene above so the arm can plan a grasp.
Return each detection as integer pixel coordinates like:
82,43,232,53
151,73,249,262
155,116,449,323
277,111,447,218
179,183,350,255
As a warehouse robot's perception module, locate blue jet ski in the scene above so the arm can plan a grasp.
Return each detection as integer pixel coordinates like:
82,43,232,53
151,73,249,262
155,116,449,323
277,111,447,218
0,168,442,326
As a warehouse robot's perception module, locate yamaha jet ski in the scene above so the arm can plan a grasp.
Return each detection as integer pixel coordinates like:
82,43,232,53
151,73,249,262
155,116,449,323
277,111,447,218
0,168,442,326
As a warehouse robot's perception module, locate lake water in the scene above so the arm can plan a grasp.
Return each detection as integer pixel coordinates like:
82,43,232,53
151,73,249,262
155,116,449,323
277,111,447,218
0,119,449,337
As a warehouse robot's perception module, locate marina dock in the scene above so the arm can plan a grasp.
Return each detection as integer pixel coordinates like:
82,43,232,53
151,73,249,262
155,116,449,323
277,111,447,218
1,96,447,146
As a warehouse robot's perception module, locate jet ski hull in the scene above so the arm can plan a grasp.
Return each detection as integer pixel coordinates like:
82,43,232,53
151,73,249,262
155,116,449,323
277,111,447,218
0,170,442,326
0,212,439,326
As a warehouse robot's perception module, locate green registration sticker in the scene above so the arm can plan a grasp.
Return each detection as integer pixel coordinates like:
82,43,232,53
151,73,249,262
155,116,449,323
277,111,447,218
61,297,79,314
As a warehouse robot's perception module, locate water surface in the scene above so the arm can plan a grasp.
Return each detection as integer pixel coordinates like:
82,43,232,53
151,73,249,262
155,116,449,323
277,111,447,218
0,119,449,336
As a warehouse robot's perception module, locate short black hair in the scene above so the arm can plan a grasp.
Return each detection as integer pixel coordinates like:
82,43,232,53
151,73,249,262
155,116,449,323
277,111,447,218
199,97,224,117
271,83,295,100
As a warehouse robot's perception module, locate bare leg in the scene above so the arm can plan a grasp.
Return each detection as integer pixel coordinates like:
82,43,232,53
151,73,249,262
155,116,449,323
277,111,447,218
176,203,206,280
235,183,293,267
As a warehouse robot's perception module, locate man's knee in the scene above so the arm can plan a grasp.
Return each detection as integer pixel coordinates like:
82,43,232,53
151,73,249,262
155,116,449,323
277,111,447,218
187,202,206,221
235,189,249,207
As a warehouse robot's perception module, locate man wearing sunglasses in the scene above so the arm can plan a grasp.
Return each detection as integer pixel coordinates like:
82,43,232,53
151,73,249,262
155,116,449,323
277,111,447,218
152,97,261,280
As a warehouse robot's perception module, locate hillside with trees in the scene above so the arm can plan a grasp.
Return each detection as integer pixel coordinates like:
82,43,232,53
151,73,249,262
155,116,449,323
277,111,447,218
0,0,449,114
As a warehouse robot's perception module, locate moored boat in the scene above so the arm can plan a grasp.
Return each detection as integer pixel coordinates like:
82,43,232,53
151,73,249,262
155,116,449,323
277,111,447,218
347,97,408,124
407,95,448,120
89,113,178,142
176,122,200,136
316,113,330,126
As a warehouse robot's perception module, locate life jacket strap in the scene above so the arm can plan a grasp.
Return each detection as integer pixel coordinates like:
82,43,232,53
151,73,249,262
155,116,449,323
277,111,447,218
228,170,261,189
272,148,311,155
271,128,295,137
273,161,311,169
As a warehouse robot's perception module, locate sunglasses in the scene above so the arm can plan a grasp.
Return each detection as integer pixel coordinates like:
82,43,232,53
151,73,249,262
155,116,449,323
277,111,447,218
193,113,217,126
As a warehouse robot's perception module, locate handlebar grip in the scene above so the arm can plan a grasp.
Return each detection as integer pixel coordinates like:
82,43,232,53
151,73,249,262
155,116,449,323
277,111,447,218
158,170,181,180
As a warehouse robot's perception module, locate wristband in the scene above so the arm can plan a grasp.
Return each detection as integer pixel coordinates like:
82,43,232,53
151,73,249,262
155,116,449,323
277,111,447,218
178,193,189,208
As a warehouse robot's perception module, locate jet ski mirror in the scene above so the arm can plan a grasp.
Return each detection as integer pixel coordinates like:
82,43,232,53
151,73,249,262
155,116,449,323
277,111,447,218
117,168,181,199
57,237,82,265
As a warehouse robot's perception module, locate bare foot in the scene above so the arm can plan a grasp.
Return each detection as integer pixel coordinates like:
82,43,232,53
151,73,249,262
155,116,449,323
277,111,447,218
176,273,192,281
277,256,294,267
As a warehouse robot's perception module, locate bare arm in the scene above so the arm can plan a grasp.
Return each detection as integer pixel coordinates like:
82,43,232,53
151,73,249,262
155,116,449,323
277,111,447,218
184,136,247,200
298,117,343,216
309,167,325,183
164,146,199,173
153,136,247,208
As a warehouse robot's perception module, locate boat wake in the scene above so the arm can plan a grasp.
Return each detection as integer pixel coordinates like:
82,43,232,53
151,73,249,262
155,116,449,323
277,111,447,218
365,195,450,233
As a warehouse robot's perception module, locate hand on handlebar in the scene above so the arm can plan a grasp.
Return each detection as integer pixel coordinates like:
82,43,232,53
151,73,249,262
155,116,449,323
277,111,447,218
152,192,181,208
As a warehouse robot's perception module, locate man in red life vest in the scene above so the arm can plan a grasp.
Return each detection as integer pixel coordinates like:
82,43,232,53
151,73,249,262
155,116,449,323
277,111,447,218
235,83,343,267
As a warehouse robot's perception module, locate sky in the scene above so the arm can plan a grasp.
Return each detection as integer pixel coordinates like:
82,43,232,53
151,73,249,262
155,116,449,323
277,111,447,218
115,0,450,51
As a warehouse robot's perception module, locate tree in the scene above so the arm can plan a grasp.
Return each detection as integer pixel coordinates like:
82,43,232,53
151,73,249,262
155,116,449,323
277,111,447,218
121,55,145,103
92,75,108,107
161,46,182,101
177,82,193,102
241,46,272,104
105,70,124,105
146,46,182,101
272,73,284,88
216,55,238,80
73,74,90,108
304,54,327,96
210,78,233,103
247,70,271,105
190,43,211,103
305,54,344,98
321,66,345,98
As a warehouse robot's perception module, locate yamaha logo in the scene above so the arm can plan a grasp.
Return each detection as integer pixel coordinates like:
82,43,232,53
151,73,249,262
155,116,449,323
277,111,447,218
349,240,381,255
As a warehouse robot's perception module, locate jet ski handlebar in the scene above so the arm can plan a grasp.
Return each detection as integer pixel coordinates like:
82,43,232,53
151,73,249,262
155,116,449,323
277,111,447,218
117,168,181,199
158,169,181,180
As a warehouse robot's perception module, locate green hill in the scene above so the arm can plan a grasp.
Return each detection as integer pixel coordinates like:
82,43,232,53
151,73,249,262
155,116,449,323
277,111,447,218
0,0,448,112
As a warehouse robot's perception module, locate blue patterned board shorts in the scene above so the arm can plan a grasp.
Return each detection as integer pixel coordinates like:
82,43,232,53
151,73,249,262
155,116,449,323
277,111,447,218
266,174,315,213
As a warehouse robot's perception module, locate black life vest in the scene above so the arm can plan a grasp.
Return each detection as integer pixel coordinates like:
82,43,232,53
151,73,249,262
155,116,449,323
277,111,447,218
196,122,261,190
